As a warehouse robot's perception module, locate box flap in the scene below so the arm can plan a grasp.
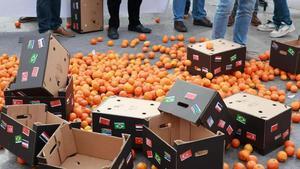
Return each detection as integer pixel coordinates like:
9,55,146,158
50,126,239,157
158,79,216,125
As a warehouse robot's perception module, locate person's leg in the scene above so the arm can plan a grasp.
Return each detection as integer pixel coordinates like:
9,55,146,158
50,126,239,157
228,0,238,26
128,0,151,33
212,0,235,40
192,0,212,27
50,0,62,30
173,0,188,32
36,0,51,33
233,0,256,45
185,0,191,15
251,0,261,26
254,0,259,14
108,0,121,29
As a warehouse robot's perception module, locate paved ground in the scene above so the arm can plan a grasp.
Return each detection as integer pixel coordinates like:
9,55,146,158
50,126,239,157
0,0,300,169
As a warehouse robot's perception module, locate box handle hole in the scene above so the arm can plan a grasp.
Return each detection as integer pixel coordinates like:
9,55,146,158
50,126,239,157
177,102,189,108
195,150,208,157
159,123,171,129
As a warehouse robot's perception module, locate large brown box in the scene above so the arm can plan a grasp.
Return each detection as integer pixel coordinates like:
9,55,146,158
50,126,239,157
92,96,161,149
37,123,133,169
187,39,246,76
10,34,70,96
224,93,292,155
71,0,104,33
270,38,300,74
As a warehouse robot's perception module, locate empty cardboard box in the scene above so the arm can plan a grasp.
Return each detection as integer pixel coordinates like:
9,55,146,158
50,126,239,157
224,93,292,155
270,38,300,74
0,104,67,165
159,79,236,145
187,39,246,76
10,34,70,96
71,0,104,33
37,123,133,169
92,96,161,149
4,77,74,120
143,110,225,169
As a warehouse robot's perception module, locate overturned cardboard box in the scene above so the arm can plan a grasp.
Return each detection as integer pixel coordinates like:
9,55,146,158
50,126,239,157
187,39,246,76
159,79,236,145
224,93,292,155
92,96,161,149
5,77,74,120
10,34,70,96
270,38,300,74
37,123,133,169
71,0,104,33
0,104,74,166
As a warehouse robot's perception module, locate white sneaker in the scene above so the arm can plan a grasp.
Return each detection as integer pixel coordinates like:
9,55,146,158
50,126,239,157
257,20,276,32
270,23,296,38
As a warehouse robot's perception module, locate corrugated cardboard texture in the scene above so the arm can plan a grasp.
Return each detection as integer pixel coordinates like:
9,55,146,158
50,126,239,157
81,0,103,32
285,40,300,47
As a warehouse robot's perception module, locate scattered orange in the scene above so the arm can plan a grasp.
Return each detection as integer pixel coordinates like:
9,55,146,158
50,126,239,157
285,146,295,157
248,155,258,163
244,144,254,153
284,140,295,148
290,85,298,93
291,101,300,111
139,34,147,41
177,34,185,41
107,40,114,46
239,150,250,161
97,37,103,42
292,113,300,123
189,37,196,43
246,160,257,169
162,35,169,43
233,162,246,169
15,21,21,28
90,38,97,45
224,162,230,169
277,151,288,162
136,162,147,169
16,157,26,165
253,164,265,169
206,42,214,50
232,138,241,148
296,148,300,159
267,159,279,169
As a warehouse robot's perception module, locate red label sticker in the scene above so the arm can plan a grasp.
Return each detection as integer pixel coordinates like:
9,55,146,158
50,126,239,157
22,127,30,137
271,124,278,133
50,100,62,107
236,60,242,67
217,120,226,129
135,137,143,145
180,150,192,161
147,151,153,158
99,117,110,126
146,138,152,148
6,125,13,133
184,92,197,100
21,72,28,82
12,99,23,105
193,54,199,61
214,56,222,62
282,129,289,139
226,125,233,135
31,67,39,77
246,132,256,141
214,67,222,75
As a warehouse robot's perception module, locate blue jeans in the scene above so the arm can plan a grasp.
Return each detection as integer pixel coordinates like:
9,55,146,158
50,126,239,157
37,0,62,33
273,0,292,26
212,0,256,45
232,0,259,16
173,0,207,21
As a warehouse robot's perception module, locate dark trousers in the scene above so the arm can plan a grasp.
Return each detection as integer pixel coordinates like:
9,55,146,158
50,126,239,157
185,0,191,15
37,0,62,33
107,0,142,29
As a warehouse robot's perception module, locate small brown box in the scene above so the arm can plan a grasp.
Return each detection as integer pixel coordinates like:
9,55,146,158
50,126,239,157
71,0,104,33
187,39,246,76
224,93,292,155
270,39,300,74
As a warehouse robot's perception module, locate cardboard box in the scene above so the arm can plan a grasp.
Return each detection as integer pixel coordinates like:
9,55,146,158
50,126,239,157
270,38,300,74
224,93,292,155
10,34,70,96
4,77,74,120
159,79,236,145
71,0,104,33
92,96,161,149
187,39,246,76
0,104,67,166
143,111,225,169
37,123,133,169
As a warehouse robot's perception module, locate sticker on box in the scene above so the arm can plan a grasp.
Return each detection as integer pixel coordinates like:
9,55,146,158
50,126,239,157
246,132,256,141
29,53,38,64
214,56,222,62
30,100,41,104
155,153,161,164
226,64,233,70
99,117,110,126
38,38,45,48
180,150,192,161
275,133,281,141
146,138,152,148
207,116,214,128
75,2,79,9
164,96,175,103
27,40,35,49
135,124,143,132
135,137,143,145
0,120,7,130
185,92,197,100
288,48,295,56
12,99,23,105
215,102,223,112
217,119,226,129
31,67,39,77
202,67,208,73
39,132,50,143
50,100,62,107
164,152,171,162
214,67,221,75
114,122,125,130
191,104,201,115
101,128,112,136
226,125,233,135
271,124,278,133
22,127,30,137
236,128,242,136
235,60,242,67
6,125,13,133
147,151,153,158
21,139,29,149
236,114,246,125
21,72,28,82
272,42,279,50
126,152,132,164
230,54,237,62
282,129,289,139
15,135,22,144
193,54,199,61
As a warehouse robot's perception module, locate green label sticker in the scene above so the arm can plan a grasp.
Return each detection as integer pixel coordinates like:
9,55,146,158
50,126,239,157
164,96,175,103
30,53,38,64
191,104,201,115
230,54,237,62
288,48,295,56
236,114,246,124
27,40,35,49
114,122,125,130
15,135,22,144
155,153,161,164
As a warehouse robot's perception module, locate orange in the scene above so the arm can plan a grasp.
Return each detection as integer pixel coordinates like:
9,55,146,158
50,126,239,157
248,155,258,163
292,113,300,123
244,144,253,153
253,164,265,169
224,162,230,169
189,37,196,43
286,81,293,90
177,34,185,41
291,101,300,111
162,35,169,43
17,157,26,165
90,38,97,45
170,35,176,41
277,151,288,162
97,37,103,42
232,138,241,148
199,37,207,42
206,72,213,80
239,150,250,161
284,140,295,148
246,160,257,169
285,146,295,157
183,60,192,66
296,148,300,159
233,162,246,169
138,34,147,41
107,40,114,46
15,21,21,28
206,42,214,50
267,159,279,169
136,162,147,169
154,17,160,23
69,113,77,121
151,165,158,169
290,85,298,93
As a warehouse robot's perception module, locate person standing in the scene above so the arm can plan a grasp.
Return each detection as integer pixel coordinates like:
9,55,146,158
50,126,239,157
257,0,295,38
212,0,256,45
107,0,152,39
37,0,75,37
173,0,212,32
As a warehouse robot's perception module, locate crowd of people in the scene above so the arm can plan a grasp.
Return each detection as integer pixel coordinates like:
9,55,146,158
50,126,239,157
36,0,296,45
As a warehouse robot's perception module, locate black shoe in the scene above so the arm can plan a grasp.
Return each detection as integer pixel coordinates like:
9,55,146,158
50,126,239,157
174,21,188,32
108,27,119,40
128,24,152,33
193,17,213,27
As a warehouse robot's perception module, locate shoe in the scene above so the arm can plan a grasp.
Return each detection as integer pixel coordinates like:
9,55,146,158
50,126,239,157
52,27,75,37
184,13,190,19
193,17,213,27
18,17,37,23
108,27,119,40
174,21,188,32
257,20,276,32
251,13,262,27
128,24,152,33
270,23,295,38
228,14,235,27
